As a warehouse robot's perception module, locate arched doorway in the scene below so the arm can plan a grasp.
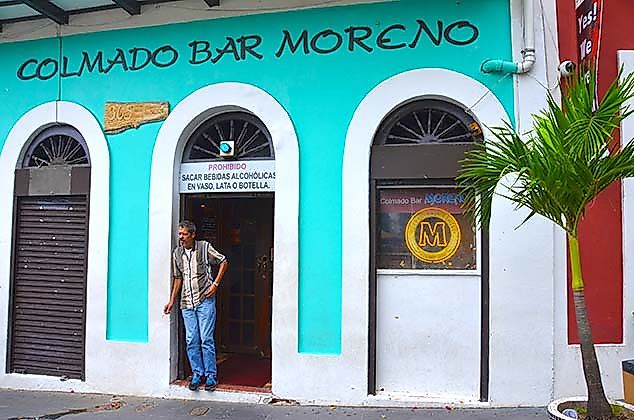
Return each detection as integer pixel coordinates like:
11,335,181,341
178,110,274,390
8,125,91,380
368,98,488,400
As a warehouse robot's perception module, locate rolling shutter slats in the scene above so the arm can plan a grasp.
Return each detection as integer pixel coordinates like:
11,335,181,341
9,196,88,380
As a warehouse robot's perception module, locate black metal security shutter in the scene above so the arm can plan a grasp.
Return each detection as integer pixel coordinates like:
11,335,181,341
8,195,89,380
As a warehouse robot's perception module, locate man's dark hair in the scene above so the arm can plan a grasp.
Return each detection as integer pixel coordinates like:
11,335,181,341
178,220,196,234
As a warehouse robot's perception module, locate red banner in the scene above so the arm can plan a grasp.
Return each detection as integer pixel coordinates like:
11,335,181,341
576,0,603,71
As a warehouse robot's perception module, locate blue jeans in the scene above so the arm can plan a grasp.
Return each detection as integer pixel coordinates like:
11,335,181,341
181,297,217,381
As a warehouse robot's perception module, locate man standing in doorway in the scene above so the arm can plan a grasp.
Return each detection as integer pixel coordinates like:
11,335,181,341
164,220,228,391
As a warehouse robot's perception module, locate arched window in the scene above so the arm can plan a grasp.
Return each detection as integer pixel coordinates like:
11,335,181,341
370,99,482,271
182,112,274,162
374,99,483,146
369,97,488,401
22,125,90,168
177,110,277,382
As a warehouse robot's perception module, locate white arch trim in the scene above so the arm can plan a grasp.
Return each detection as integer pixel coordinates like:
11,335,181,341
334,68,555,405
148,82,299,396
0,101,110,391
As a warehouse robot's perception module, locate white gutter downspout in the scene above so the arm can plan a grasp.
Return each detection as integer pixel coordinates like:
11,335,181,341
481,0,535,74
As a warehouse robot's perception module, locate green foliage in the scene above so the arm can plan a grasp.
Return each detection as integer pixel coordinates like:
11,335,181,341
611,404,624,416
458,68,634,237
558,403,626,418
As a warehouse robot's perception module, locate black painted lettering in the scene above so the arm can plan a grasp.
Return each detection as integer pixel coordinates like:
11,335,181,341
275,30,310,57
310,29,343,54
444,21,479,46
344,26,373,52
151,45,178,68
212,37,240,64
188,40,212,64
60,56,80,78
377,24,407,50
77,51,105,76
237,35,263,60
104,48,129,73
129,47,152,71
36,58,58,80
409,19,443,47
17,59,38,80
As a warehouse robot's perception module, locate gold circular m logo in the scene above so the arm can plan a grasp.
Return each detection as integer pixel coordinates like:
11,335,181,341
404,207,461,263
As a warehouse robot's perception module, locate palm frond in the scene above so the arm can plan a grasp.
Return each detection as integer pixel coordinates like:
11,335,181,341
458,123,530,228
458,66,634,236
592,140,634,196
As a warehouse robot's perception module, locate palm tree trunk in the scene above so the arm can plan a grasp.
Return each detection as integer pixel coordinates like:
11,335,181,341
569,234,613,419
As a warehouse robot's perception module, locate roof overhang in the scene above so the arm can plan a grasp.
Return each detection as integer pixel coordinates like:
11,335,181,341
0,0,220,31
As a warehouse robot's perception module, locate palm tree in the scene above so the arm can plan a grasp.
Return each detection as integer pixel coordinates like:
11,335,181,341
457,68,634,420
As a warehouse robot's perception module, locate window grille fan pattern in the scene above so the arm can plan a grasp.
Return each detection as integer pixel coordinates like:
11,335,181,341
183,112,274,162
376,100,483,146
23,126,89,168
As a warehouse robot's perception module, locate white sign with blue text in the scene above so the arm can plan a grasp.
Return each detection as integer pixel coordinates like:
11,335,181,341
179,161,275,193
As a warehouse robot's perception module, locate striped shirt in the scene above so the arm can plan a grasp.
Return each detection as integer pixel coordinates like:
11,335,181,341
172,240,226,309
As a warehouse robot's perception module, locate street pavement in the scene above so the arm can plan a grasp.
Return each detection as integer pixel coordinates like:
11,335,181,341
0,390,545,419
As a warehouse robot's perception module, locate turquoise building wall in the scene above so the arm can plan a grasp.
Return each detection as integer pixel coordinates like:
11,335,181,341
0,0,514,353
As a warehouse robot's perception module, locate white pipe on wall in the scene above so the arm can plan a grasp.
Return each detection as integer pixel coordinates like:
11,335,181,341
481,0,535,74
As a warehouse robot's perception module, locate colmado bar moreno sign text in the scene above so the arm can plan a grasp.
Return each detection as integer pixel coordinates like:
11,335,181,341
180,161,275,193
16,18,479,81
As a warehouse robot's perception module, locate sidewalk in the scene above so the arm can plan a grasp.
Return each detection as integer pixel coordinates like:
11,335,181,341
0,389,545,419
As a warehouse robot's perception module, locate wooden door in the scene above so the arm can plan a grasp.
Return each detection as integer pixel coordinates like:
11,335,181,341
217,197,273,356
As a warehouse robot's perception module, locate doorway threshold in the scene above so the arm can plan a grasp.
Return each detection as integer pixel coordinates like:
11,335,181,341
172,379,271,394
217,384,272,393
168,381,272,404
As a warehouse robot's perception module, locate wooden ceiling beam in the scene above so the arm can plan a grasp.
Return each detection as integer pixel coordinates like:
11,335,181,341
112,0,141,15
21,0,69,25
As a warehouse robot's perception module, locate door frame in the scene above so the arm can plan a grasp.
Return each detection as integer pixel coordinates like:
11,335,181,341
149,83,299,392
366,94,489,399
342,69,510,402
177,192,274,380
0,101,110,390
